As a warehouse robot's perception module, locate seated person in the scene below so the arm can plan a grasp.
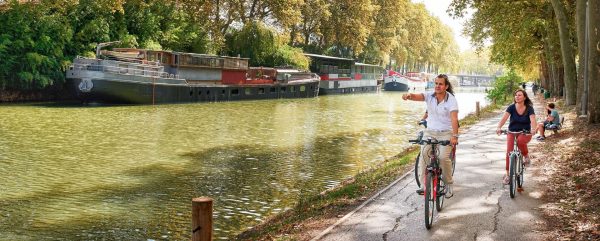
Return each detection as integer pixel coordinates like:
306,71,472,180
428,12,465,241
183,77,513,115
536,103,560,140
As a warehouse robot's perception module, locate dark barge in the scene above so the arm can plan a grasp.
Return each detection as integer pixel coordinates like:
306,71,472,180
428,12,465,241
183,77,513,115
66,47,320,104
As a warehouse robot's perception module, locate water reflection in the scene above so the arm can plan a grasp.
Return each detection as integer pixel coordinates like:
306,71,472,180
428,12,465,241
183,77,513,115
0,88,488,240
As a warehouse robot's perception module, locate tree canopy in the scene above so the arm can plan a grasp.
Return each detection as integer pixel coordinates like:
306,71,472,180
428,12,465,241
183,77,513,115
449,0,600,123
0,0,463,91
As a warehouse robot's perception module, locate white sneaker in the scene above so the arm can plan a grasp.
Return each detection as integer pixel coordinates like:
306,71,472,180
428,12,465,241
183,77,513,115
445,184,453,198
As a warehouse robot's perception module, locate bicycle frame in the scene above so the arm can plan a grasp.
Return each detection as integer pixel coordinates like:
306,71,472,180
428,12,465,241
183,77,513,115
409,137,450,229
502,130,528,198
425,144,442,193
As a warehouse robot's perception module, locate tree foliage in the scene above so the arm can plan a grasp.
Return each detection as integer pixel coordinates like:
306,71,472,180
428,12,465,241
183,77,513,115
0,0,464,91
486,68,522,104
0,1,73,90
227,21,309,69
449,0,580,107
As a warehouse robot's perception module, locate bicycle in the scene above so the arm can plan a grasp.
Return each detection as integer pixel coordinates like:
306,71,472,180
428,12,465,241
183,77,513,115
500,129,530,198
409,137,451,229
414,121,456,188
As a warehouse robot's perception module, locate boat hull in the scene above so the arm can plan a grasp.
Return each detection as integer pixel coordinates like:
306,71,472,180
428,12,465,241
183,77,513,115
318,79,380,95
67,77,320,104
318,85,380,95
383,81,409,91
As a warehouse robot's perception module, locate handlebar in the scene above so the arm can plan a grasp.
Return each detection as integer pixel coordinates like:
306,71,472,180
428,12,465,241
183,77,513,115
408,137,451,146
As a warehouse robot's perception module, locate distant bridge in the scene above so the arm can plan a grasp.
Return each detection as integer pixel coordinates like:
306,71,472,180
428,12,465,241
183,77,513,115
450,74,496,87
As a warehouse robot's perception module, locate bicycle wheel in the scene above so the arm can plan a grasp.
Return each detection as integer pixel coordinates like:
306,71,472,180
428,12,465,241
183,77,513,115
450,146,456,175
424,172,435,229
436,174,445,211
414,152,421,187
518,155,524,188
509,154,517,198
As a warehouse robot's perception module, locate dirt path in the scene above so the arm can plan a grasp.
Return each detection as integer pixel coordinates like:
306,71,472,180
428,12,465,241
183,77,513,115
313,95,551,241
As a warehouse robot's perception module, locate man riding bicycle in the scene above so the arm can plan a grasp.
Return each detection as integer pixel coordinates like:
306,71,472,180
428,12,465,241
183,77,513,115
403,74,459,197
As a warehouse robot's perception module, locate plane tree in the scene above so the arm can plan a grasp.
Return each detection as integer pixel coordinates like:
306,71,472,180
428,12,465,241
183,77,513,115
450,0,600,123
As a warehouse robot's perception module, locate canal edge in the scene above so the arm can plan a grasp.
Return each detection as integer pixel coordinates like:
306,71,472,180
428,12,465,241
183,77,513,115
309,167,414,241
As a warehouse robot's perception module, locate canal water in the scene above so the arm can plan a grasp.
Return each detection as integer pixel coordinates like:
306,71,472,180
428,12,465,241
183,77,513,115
0,88,488,240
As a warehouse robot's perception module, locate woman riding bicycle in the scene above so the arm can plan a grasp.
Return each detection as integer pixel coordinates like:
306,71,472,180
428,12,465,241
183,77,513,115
403,74,459,197
495,89,538,185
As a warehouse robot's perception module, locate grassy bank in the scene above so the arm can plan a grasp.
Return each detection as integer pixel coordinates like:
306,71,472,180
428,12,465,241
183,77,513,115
234,99,510,240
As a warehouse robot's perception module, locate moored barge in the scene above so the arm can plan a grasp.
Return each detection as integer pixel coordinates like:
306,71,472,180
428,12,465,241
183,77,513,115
304,54,383,95
66,47,320,104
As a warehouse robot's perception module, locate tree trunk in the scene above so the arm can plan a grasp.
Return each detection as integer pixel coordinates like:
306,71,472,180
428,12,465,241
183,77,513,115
589,0,600,123
576,0,587,113
540,56,549,89
556,64,564,96
550,63,560,96
550,0,578,105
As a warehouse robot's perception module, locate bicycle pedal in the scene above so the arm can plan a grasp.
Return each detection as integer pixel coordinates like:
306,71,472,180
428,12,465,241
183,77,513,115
416,189,424,195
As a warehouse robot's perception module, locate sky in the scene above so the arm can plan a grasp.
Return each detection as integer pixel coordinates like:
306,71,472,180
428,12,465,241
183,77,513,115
414,0,473,52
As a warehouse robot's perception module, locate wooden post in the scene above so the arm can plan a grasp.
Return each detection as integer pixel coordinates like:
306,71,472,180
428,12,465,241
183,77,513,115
476,101,480,117
192,197,213,241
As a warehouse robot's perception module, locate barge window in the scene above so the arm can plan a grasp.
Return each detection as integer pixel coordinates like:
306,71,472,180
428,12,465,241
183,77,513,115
119,64,128,74
290,86,295,92
300,86,306,92
245,88,251,95
231,89,239,96
207,90,210,95
280,87,286,93
221,89,225,96
270,87,276,93
258,88,265,94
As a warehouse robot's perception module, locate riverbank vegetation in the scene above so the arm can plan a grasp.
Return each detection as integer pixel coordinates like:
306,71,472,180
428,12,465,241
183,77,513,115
0,0,466,100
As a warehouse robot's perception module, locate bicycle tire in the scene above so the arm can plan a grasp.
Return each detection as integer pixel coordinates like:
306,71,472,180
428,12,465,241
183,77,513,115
518,155,524,188
509,154,517,198
414,152,421,187
424,172,435,229
436,175,445,211
451,148,456,176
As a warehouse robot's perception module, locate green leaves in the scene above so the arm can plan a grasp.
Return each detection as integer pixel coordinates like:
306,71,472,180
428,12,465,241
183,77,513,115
227,21,277,66
0,1,71,90
226,21,310,69
487,68,522,103
0,0,468,91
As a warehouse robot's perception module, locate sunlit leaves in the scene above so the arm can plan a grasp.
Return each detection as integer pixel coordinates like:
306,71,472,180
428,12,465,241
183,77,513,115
0,0,468,90
320,0,376,57
450,0,560,76
227,21,310,69
487,68,522,103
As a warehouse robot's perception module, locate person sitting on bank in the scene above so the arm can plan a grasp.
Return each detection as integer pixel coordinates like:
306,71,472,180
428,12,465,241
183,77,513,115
536,103,560,141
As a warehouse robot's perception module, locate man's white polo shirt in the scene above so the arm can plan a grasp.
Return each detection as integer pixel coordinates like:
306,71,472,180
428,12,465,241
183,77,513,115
424,91,458,131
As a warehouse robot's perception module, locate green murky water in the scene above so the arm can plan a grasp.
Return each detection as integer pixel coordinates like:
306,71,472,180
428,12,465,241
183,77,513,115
0,89,487,240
